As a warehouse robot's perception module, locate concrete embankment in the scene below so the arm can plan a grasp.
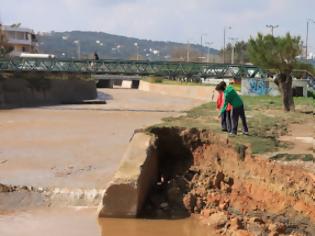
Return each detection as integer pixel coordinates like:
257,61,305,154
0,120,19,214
0,72,97,108
139,81,216,101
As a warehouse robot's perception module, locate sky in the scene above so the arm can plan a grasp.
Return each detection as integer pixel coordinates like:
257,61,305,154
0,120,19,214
1,0,315,50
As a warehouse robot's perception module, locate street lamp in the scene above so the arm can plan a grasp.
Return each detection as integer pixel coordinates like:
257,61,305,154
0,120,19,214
223,26,232,63
74,40,81,59
186,40,191,62
229,37,238,64
306,19,315,60
134,42,139,61
266,24,279,36
205,42,213,63
200,33,207,62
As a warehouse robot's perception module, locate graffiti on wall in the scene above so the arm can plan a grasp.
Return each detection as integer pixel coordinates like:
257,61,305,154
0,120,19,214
247,79,271,95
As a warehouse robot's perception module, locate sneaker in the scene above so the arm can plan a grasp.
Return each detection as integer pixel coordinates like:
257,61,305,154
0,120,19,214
242,131,249,136
228,133,236,137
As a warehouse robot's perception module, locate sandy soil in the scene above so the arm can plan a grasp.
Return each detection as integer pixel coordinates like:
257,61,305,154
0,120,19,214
0,89,204,189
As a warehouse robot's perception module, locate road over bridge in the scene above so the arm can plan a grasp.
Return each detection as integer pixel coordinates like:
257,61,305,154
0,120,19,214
0,57,266,79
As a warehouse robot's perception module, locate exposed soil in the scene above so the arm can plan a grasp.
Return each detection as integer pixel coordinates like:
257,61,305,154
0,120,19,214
142,128,315,235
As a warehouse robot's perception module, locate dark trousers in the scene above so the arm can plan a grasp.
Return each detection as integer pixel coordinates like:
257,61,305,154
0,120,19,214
221,111,232,133
231,105,248,134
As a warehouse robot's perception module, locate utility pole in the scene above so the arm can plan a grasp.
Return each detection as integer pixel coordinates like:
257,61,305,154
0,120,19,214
186,41,190,62
223,26,232,63
205,42,213,63
134,42,139,61
200,33,207,62
266,24,279,36
306,19,315,60
74,40,80,59
229,37,238,64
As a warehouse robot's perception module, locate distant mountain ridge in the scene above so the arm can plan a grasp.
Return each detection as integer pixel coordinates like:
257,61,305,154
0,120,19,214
38,31,219,60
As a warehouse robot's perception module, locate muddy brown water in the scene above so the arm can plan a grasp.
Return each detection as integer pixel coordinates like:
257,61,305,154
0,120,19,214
0,89,207,236
0,208,215,236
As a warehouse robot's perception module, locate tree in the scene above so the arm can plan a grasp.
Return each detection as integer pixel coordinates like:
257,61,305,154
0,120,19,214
0,24,13,57
219,41,250,64
248,33,302,111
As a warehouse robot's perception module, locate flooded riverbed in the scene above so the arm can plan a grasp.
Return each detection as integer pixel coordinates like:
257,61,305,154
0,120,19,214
0,88,207,235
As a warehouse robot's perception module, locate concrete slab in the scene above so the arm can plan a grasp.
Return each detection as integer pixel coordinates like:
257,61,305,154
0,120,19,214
99,132,158,218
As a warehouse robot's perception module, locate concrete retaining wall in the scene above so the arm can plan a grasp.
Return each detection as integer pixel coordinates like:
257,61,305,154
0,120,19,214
98,132,159,218
139,81,217,101
0,72,97,108
241,78,308,97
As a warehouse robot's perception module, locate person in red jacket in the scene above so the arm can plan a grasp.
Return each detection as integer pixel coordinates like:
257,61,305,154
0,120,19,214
216,82,232,132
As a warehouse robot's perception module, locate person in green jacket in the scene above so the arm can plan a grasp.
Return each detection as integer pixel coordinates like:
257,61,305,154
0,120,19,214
216,82,249,135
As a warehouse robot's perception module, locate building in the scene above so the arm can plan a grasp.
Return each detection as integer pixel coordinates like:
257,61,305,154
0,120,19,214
2,24,38,56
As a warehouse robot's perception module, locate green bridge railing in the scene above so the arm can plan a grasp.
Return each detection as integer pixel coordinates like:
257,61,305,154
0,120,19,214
0,57,267,79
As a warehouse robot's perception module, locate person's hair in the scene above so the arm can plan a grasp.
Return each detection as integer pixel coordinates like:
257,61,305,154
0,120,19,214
215,81,227,91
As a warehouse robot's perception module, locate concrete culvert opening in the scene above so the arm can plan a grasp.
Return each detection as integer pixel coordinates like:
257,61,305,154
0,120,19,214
140,127,196,219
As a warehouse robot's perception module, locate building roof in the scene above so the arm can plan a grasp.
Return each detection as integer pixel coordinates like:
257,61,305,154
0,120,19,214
3,25,35,34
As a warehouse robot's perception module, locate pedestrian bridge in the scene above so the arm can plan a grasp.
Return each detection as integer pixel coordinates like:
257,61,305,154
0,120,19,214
0,57,266,79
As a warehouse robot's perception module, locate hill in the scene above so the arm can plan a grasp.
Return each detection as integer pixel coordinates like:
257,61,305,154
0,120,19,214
38,31,219,60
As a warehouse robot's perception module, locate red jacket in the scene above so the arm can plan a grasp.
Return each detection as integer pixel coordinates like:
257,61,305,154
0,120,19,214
217,92,232,111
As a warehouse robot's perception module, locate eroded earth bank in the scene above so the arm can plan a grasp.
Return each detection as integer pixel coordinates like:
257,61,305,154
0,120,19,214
134,128,315,236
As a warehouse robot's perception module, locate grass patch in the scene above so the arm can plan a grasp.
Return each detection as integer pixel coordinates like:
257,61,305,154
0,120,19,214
143,76,215,87
148,96,313,156
271,153,315,162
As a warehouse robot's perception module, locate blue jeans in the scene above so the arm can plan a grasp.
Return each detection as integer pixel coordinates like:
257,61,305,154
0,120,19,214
231,105,248,134
221,111,232,133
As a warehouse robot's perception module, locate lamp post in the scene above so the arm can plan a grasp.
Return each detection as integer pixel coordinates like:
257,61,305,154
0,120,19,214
134,42,139,60
229,37,238,64
200,33,207,62
186,40,191,62
205,42,213,63
306,19,315,60
266,24,279,36
223,26,232,63
74,40,81,59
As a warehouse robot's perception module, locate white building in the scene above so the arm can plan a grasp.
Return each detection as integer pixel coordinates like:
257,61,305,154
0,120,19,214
2,24,38,56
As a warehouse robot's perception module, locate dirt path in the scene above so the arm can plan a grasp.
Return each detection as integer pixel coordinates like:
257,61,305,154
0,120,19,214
279,121,315,155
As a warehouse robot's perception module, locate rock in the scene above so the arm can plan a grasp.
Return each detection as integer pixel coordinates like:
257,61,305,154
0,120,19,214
174,176,189,192
219,201,229,211
221,182,232,193
231,230,253,236
0,184,11,192
194,197,204,213
201,208,215,217
229,217,243,230
268,223,286,235
204,212,228,229
214,171,225,189
224,176,234,186
160,202,169,209
247,221,266,236
183,193,196,213
167,184,182,205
